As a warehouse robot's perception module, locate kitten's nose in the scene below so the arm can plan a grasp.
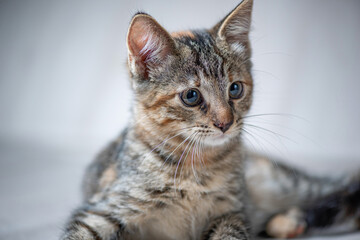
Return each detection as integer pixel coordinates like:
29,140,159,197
213,119,233,133
211,101,234,133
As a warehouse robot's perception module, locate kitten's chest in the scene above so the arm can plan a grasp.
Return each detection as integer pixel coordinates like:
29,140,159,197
122,149,245,239
138,187,242,240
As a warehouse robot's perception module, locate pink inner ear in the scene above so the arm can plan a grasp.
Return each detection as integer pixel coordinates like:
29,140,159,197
128,21,152,61
133,34,153,64
127,15,175,79
127,19,158,78
128,17,169,64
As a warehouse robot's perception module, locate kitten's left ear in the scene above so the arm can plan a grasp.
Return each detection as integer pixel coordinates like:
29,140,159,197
212,0,253,51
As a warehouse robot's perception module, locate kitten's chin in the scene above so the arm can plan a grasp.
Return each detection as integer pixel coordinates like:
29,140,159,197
202,133,234,147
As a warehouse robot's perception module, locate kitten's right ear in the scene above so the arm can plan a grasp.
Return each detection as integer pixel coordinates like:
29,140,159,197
127,13,176,80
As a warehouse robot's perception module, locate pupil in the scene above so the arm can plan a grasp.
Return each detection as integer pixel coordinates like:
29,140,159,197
231,83,239,94
187,90,197,102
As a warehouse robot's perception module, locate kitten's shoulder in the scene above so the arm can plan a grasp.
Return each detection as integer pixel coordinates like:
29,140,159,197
82,128,128,200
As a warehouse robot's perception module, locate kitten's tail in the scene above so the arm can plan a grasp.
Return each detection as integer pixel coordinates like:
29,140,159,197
304,173,360,232
265,172,360,238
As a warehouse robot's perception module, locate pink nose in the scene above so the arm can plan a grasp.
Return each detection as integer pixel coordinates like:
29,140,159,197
213,119,233,133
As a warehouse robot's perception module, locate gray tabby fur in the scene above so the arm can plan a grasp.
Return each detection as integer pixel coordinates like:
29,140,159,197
61,0,357,239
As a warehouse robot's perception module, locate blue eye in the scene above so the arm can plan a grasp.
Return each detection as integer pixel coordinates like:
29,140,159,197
229,81,244,99
180,89,202,107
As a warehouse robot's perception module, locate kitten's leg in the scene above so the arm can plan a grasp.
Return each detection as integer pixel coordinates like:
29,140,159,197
61,206,126,240
202,212,251,240
266,207,306,239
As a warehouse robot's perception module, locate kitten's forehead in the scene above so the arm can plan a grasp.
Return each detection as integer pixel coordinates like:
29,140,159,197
175,31,225,80
172,30,241,96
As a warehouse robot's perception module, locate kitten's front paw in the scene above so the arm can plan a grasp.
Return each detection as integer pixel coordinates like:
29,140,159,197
266,207,306,239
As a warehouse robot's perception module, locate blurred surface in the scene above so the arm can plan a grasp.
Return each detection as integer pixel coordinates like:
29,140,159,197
0,0,359,239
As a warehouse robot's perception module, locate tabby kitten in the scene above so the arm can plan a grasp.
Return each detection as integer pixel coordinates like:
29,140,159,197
61,0,360,239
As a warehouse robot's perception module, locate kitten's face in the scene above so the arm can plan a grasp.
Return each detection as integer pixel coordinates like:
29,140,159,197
127,0,253,147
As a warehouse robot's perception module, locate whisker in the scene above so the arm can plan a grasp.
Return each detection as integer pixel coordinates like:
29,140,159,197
253,69,281,81
191,134,199,169
174,132,198,189
144,129,191,163
241,125,299,178
251,34,267,44
195,134,205,168
159,126,204,156
189,134,200,183
161,132,195,170
241,128,279,168
242,128,268,153
240,131,257,152
243,123,297,144
178,134,197,181
243,113,309,123
243,119,321,148
248,127,299,178
244,126,285,155
195,134,205,170
180,133,200,184
254,51,292,57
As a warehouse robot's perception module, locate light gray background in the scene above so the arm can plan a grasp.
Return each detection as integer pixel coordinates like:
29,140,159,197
0,0,359,239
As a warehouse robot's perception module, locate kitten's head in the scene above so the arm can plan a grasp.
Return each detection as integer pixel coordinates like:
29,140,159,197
127,0,253,147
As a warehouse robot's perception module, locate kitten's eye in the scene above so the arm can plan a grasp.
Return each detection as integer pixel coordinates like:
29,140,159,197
180,89,202,107
229,81,244,99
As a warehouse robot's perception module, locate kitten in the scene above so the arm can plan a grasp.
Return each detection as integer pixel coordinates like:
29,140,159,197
61,0,360,239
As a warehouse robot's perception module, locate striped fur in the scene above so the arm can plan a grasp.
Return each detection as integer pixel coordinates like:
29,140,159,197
61,0,359,239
